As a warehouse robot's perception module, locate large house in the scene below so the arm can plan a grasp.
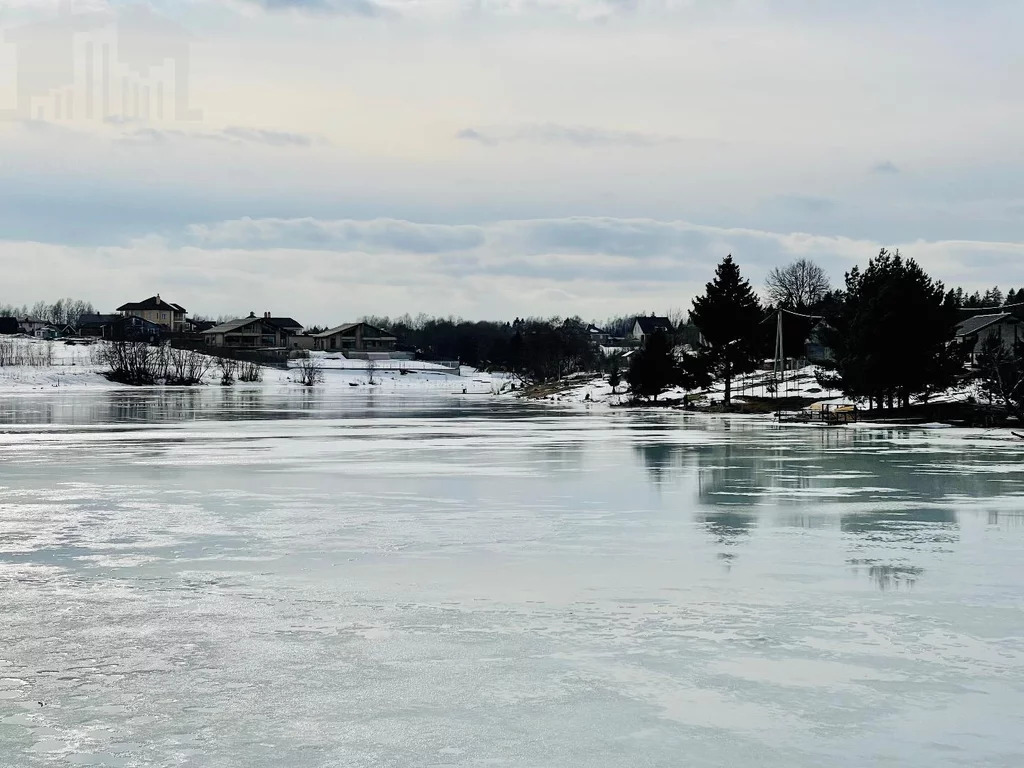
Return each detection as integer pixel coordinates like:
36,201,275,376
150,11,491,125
16,316,55,338
956,313,1022,366
79,314,164,342
632,316,673,345
117,295,188,332
201,314,292,348
312,322,397,354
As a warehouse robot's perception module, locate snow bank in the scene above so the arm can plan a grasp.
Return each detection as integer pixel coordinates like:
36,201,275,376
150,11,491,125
0,337,513,396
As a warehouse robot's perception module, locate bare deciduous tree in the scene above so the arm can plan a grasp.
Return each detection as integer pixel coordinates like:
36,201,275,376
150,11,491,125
764,258,831,307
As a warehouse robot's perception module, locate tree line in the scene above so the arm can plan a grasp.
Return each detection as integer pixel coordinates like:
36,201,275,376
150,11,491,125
624,252,1023,420
0,298,97,328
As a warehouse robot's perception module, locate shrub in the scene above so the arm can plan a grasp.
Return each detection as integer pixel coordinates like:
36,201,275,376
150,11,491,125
238,361,264,383
295,356,322,386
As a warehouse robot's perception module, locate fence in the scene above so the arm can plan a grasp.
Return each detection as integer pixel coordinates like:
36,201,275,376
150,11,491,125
168,338,290,368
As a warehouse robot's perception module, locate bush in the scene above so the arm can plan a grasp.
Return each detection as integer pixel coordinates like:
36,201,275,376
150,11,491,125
217,356,238,386
238,361,264,383
295,357,322,386
160,346,212,385
0,339,54,367
96,341,157,385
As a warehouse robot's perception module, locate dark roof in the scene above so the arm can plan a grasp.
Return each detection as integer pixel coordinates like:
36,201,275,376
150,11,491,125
80,314,162,330
117,295,186,313
955,313,1019,337
203,316,292,335
312,322,396,340
78,314,121,327
268,317,303,330
635,316,673,334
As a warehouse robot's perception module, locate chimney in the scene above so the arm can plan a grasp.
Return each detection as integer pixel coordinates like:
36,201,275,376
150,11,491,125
264,312,271,319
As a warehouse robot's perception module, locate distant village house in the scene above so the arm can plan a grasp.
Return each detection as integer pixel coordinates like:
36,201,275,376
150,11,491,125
79,314,164,342
201,313,295,348
632,316,673,345
956,313,1022,366
312,322,397,354
117,295,188,332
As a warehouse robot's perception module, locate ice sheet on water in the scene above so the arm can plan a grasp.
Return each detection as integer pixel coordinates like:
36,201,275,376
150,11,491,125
1,392,1023,766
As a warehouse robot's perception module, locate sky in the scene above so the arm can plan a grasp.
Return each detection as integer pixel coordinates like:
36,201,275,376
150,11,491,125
0,0,1022,324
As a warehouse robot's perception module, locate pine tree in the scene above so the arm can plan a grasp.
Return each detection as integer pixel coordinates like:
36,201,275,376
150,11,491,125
690,255,764,406
827,250,963,410
982,287,1004,308
626,330,677,401
1006,288,1018,306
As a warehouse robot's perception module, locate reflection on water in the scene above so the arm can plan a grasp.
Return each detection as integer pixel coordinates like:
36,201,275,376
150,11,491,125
848,560,925,591
1,392,1024,767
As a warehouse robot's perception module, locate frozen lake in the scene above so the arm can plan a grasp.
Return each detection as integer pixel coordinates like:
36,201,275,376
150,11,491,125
1,389,1023,767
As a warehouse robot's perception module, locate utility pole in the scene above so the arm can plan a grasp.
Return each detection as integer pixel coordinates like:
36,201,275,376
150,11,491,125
774,310,784,404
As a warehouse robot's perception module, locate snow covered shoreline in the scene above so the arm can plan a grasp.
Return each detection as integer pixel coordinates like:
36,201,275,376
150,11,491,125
0,338,511,396
2,339,1020,442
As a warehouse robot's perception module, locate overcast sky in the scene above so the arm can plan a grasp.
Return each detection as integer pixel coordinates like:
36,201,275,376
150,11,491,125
1,0,1022,324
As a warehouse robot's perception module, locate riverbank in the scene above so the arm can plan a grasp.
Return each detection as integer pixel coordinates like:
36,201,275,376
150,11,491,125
515,368,1023,432
0,338,510,395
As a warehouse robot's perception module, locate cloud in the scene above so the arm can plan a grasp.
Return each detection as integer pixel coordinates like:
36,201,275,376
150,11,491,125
3,215,1023,323
117,125,325,148
188,217,486,252
235,0,384,17
872,161,901,174
220,126,322,147
456,123,680,148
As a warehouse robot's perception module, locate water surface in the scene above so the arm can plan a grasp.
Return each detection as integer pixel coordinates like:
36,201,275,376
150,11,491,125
1,389,1023,767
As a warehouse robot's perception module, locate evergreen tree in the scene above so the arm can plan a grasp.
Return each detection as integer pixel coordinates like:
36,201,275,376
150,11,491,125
626,330,677,401
690,255,765,406
825,249,963,410
1006,288,1018,306
982,287,1004,308
608,359,621,392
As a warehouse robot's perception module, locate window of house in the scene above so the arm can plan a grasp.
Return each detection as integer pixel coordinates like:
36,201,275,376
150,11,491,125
330,337,337,349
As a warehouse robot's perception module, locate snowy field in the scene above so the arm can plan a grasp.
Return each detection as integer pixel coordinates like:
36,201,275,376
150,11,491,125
0,338,510,395
1,394,1023,766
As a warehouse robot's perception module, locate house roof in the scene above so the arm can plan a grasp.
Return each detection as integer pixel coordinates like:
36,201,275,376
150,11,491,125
116,295,186,313
268,317,303,330
203,317,264,334
79,314,163,330
312,322,397,340
955,313,1019,337
79,314,121,326
634,316,673,334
